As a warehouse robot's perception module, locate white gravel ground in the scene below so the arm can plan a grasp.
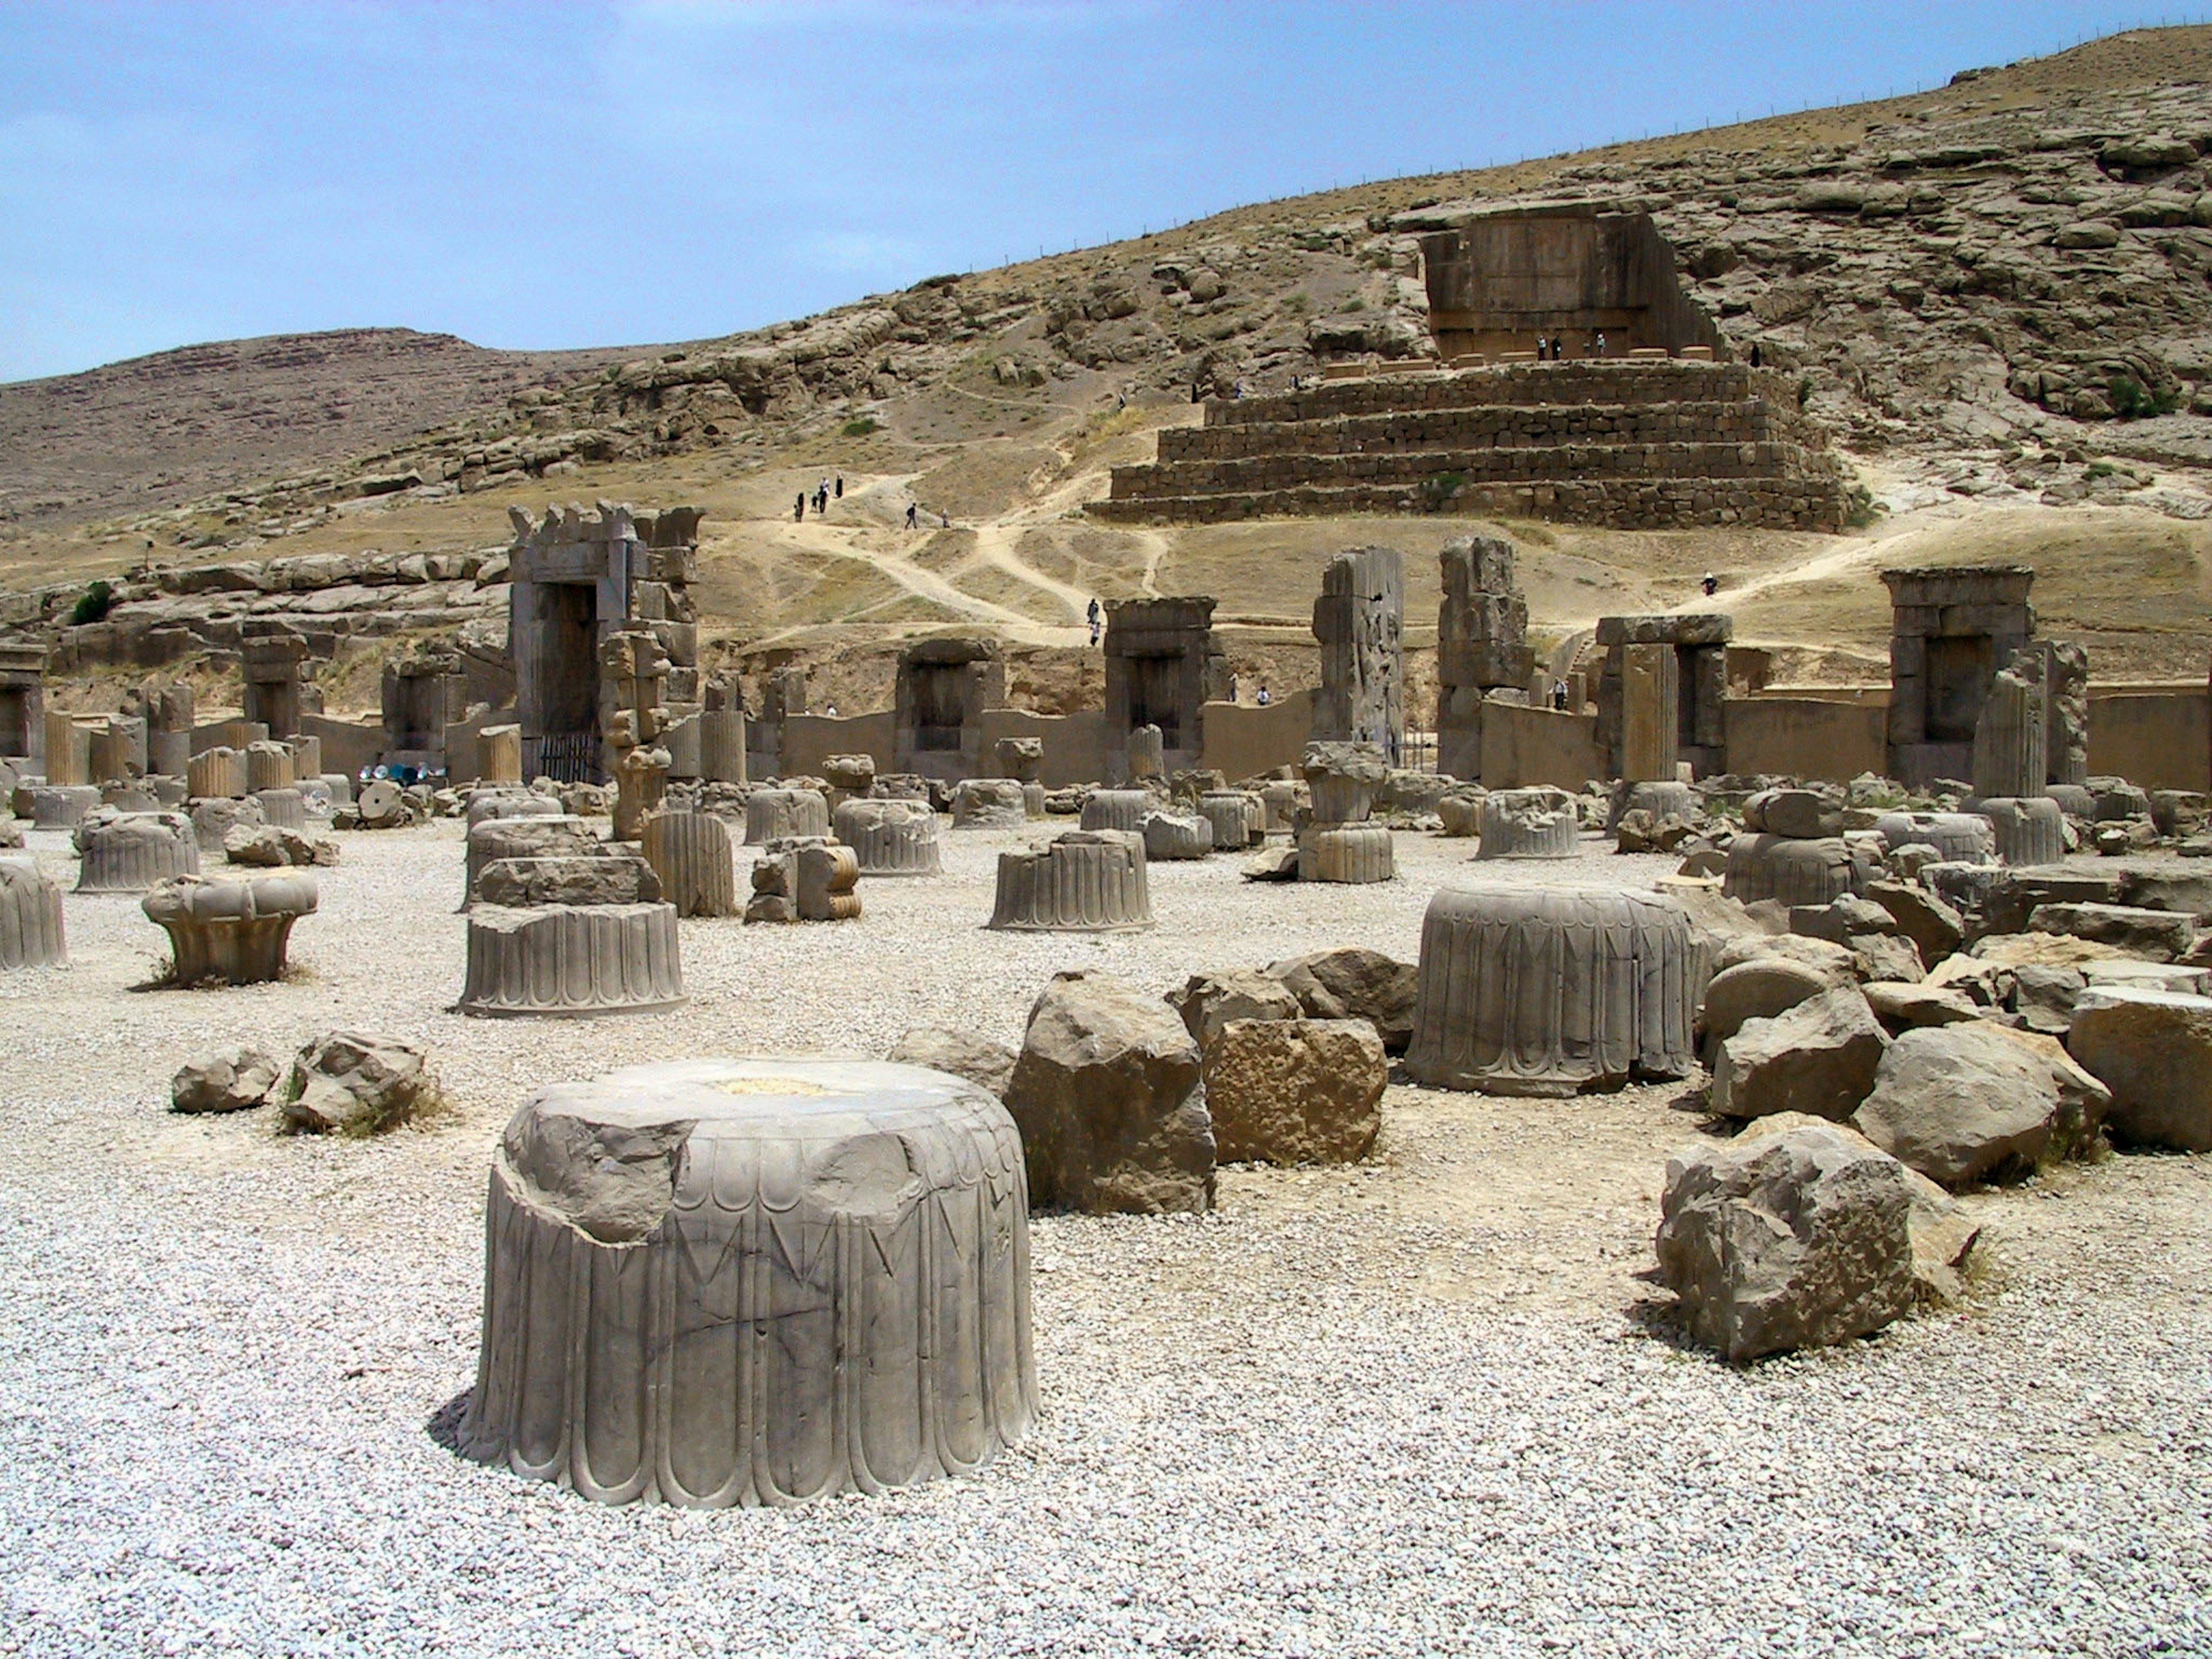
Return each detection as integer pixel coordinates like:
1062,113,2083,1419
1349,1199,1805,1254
2,817,2209,1658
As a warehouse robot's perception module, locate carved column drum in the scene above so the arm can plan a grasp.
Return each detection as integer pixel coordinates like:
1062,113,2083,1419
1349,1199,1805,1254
456,1057,1036,1506
1298,823,1395,882
1196,790,1263,850
1979,798,2066,866
243,741,296,792
1477,789,1581,859
833,799,942,875
951,779,1027,830
75,810,200,893
643,810,739,916
988,831,1153,931
189,796,264,852
25,785,100,830
254,788,308,831
460,903,685,1017
0,857,66,969
187,748,247,800
1405,888,1698,1096
464,815,602,908
142,872,317,984
1078,789,1153,834
1142,810,1213,861
1721,834,1867,906
744,787,830,846
1874,812,1996,865
466,790,563,830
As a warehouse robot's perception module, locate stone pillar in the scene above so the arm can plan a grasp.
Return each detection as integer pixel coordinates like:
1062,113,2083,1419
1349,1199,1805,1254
480,725,524,786
135,683,195,778
1619,644,1680,783
1971,654,2046,801
45,711,90,786
2041,641,2089,788
602,630,672,842
699,710,747,784
1310,546,1404,760
88,717,147,782
1435,535,1532,783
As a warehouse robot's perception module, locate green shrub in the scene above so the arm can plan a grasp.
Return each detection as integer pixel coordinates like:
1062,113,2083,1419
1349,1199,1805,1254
1421,472,1467,510
69,580,113,626
2106,373,2179,420
840,416,881,438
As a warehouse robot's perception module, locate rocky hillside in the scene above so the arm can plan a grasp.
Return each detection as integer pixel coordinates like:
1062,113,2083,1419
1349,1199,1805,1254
0,328,641,531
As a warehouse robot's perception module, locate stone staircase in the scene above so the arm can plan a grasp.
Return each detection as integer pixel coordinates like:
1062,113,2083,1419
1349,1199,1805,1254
1089,361,1851,531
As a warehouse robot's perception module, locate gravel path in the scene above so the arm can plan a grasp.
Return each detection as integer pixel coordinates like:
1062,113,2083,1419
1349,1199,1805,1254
2,819,2209,1658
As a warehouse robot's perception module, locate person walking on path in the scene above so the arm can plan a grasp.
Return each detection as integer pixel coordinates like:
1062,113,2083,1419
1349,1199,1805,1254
834,475,844,499
1594,331,1607,357
1086,597,1102,646
905,502,919,529
794,493,805,522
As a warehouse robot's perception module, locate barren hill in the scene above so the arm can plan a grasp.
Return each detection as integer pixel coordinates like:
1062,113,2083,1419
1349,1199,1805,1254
7,26,2212,702
0,328,642,529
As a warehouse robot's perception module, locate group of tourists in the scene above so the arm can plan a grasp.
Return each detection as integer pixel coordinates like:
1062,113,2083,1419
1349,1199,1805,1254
794,476,844,521
1534,332,1607,360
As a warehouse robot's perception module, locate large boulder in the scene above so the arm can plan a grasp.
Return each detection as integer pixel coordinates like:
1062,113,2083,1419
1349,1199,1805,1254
171,1048,279,1114
1003,971,1213,1214
1711,987,1889,1122
1853,1024,2109,1187
1168,969,1304,1052
887,1025,1020,1101
2066,986,2212,1152
1862,980,1983,1034
1264,947,1417,1052
1203,1018,1386,1166
1865,880,1965,968
281,1031,440,1136
1701,956,1843,1054
2024,902,2196,964
1654,1121,1919,1362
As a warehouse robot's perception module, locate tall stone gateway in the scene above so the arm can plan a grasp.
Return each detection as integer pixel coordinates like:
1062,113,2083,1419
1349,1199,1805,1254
1435,535,1533,782
893,638,1006,782
0,643,48,770
1881,566,2035,789
1103,597,1230,779
1310,547,1404,760
509,503,702,784
239,622,315,740
1595,615,1729,781
1618,643,1681,783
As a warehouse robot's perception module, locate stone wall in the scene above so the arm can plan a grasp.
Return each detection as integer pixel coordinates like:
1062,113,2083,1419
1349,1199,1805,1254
1724,695,1889,782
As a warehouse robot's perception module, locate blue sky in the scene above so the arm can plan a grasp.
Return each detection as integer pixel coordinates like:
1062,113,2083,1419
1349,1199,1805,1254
0,1,2183,382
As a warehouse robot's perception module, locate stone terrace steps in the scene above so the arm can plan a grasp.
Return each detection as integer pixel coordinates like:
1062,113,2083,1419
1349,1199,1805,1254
1093,359,1851,532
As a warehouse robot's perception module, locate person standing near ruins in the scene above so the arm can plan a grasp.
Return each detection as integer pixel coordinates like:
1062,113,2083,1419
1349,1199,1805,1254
834,475,844,499
1551,680,1569,711
1749,342,1763,368
1086,597,1101,646
1595,331,1607,357
795,493,805,522
905,502,919,529
1256,683,1271,707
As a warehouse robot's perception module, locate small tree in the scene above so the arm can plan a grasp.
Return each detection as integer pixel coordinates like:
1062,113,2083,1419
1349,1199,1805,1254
69,580,113,626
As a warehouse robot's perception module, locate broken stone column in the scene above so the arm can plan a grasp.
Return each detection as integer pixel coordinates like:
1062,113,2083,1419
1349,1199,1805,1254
460,854,684,1016
143,872,319,984
2041,641,2089,789
953,779,1027,829
187,747,246,800
1142,810,1213,861
1619,643,1680,784
457,1058,1034,1505
21,784,99,829
1983,796,2066,865
465,815,605,908
1080,789,1154,833
479,725,524,786
698,700,748,785
244,741,296,793
1477,787,1580,859
602,629,673,843
988,832,1153,931
44,711,90,787
240,624,312,740
832,800,942,875
1310,546,1404,758
1405,888,1697,1095
744,838,862,923
1196,789,1264,850
1971,652,2046,802
642,810,738,918
75,809,200,893
0,857,66,969
1298,741,1393,882
88,718,147,783
744,787,830,844
820,755,876,809
1436,536,1534,782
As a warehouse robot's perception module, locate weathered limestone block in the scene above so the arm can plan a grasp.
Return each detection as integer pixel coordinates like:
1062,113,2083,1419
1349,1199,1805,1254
1126,723,1166,783
1971,656,2044,802
1196,790,1264,850
1711,987,1889,1121
1005,971,1212,1213
699,709,748,785
1854,1023,2109,1187
1477,787,1579,859
1866,880,1965,969
186,748,246,800
887,1027,1018,1099
1612,780,1696,831
1204,1018,1385,1165
457,1058,1035,1505
820,753,877,806
24,785,100,829
1437,793,1486,837
475,854,660,908
142,873,318,984
642,810,738,918
832,799,942,875
1170,968,1306,1051
465,789,564,830
1656,1122,1919,1362
0,857,65,969
1722,834,1866,906
355,779,412,828
1405,889,1696,1095
1142,810,1213,861
1981,797,2066,866
243,740,296,793
460,903,685,1017
994,736,1044,783
744,787,830,845
88,721,146,785
281,1031,437,1134
189,794,265,851
171,1048,279,1114
253,787,308,831
1297,821,1395,882
477,724,524,786
988,832,1153,931
2067,986,2212,1152
2025,901,2196,963
953,779,1028,830
1266,947,1419,1052
224,824,339,868
75,809,199,893
465,815,603,907
1302,740,1388,824
1700,953,1851,1055
287,736,322,782
1258,780,1307,832
100,780,160,813
1874,812,1995,865
1747,788,1843,839
1080,788,1155,833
